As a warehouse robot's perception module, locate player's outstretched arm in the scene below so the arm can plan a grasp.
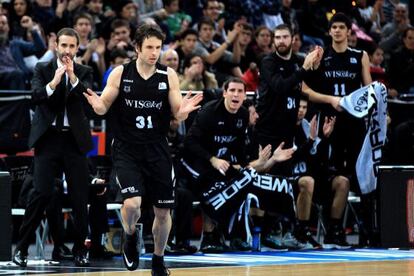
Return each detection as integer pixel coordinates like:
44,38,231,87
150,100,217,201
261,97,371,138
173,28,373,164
83,65,123,115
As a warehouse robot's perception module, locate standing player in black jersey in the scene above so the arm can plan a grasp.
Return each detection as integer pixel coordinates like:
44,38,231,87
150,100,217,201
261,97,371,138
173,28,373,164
254,23,322,249
84,24,203,275
255,24,322,173
302,13,372,249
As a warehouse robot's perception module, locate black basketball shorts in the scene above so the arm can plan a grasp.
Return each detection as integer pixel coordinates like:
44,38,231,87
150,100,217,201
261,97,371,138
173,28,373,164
112,138,175,209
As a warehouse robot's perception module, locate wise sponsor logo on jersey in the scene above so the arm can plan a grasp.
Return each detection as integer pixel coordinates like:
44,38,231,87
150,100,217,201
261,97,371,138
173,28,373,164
324,70,357,79
124,99,163,110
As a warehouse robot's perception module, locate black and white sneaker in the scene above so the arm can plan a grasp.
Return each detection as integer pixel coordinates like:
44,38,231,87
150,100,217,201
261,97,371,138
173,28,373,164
323,227,352,249
295,227,322,249
122,232,139,271
152,261,170,276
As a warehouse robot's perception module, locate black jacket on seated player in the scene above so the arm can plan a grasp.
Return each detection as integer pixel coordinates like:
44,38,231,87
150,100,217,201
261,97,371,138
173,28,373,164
181,97,249,184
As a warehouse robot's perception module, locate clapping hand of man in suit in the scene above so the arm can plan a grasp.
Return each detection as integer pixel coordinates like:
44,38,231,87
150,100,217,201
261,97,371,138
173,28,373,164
62,55,78,84
48,65,66,91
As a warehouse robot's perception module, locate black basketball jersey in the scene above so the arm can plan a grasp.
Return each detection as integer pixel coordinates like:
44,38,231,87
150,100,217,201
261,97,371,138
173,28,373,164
306,46,364,116
112,61,171,144
182,98,249,177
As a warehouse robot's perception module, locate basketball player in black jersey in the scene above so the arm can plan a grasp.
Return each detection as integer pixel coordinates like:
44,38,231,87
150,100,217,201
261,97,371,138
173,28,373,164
254,23,323,250
181,77,297,252
84,24,203,275
302,13,372,249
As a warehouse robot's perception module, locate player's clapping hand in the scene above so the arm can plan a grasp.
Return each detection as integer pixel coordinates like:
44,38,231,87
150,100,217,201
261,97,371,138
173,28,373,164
272,142,295,162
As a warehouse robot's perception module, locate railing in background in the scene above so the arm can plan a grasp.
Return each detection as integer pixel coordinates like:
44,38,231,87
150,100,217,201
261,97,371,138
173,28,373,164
0,90,257,97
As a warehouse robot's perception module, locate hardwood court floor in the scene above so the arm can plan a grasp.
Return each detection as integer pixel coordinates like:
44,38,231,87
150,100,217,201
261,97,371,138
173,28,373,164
27,260,414,276
4,249,414,275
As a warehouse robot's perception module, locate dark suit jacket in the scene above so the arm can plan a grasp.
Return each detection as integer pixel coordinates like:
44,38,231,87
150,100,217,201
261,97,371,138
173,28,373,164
29,58,94,154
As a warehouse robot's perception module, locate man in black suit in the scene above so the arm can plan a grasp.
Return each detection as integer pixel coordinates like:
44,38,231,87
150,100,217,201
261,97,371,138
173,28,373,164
13,28,93,267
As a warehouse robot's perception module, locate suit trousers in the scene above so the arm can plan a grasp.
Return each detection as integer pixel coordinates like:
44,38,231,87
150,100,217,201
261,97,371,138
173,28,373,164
16,128,89,254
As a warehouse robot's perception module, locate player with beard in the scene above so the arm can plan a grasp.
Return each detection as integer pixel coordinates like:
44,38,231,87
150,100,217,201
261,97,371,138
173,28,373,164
13,28,93,267
254,24,322,249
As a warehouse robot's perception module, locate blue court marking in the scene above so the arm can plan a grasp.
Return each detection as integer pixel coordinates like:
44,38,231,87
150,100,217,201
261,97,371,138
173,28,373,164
140,249,414,266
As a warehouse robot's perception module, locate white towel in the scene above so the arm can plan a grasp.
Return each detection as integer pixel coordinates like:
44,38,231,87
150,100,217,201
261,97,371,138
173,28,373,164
339,81,388,194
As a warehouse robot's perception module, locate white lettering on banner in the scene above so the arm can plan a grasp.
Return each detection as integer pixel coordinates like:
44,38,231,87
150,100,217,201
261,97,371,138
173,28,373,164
353,90,369,113
124,99,163,110
369,108,383,177
207,170,254,210
253,175,294,199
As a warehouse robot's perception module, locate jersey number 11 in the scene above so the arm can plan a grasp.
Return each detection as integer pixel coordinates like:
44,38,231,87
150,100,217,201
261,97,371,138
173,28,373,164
334,83,346,96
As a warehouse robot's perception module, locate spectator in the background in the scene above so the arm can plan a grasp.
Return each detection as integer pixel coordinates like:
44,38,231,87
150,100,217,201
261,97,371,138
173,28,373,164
73,12,106,90
236,22,258,91
100,0,139,41
0,14,25,90
175,28,198,74
162,0,191,40
23,31,56,73
355,0,385,42
242,62,259,92
193,0,224,44
383,0,400,23
237,22,255,73
279,0,299,32
106,19,136,62
387,26,414,97
250,25,273,64
0,15,45,90
32,0,56,35
297,0,329,49
368,44,387,85
113,0,139,31
7,0,34,40
292,32,306,58
48,0,73,34
194,16,241,85
348,29,358,48
160,48,179,72
102,48,130,88
380,3,411,55
0,2,7,15
223,0,279,28
179,53,218,91
83,0,110,38
135,0,165,21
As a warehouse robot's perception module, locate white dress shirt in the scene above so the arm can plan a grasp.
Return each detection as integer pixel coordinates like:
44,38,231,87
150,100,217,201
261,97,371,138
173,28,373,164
46,59,79,127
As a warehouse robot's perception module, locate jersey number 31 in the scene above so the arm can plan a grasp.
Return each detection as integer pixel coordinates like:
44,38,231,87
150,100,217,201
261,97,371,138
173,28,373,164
136,115,153,129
